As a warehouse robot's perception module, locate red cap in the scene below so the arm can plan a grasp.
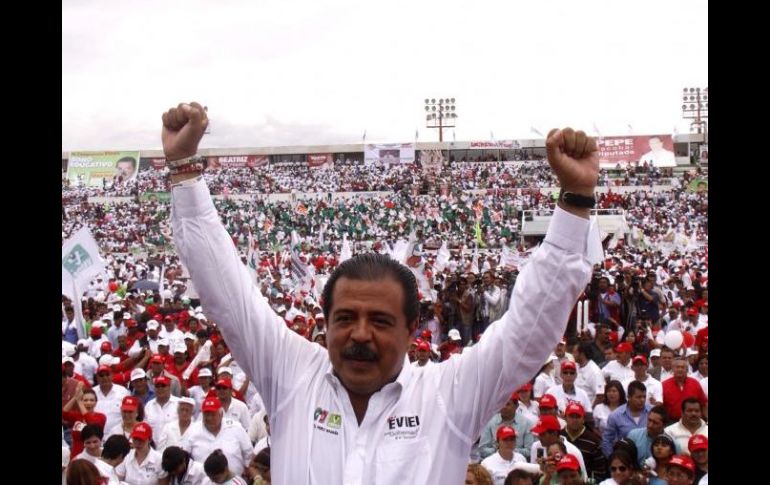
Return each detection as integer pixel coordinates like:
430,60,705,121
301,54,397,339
150,355,165,365
556,454,581,472
565,402,585,417
215,378,232,389
90,327,102,337
153,313,162,321
201,396,222,412
97,365,112,375
518,383,533,392
126,319,137,328
121,396,140,411
614,342,633,354
632,355,648,366
561,360,577,372
609,331,619,344
531,415,561,434
416,341,431,352
130,422,152,441
164,315,174,321
668,455,696,474
509,392,520,402
496,425,516,441
539,394,557,409
421,330,432,339
688,434,708,452
100,341,112,352
154,376,170,386
293,314,306,322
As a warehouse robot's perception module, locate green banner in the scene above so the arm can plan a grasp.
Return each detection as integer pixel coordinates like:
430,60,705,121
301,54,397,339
687,177,708,193
140,192,171,203
67,151,140,187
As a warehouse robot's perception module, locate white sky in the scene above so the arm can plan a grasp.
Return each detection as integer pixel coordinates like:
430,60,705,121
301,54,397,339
62,0,708,151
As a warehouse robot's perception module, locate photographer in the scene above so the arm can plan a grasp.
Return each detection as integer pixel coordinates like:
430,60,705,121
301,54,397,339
636,279,661,327
595,277,621,330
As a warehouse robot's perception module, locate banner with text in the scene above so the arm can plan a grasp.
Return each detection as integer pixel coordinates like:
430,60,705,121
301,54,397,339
67,151,141,187
597,135,676,168
307,153,334,169
207,155,270,169
364,143,415,164
468,140,522,149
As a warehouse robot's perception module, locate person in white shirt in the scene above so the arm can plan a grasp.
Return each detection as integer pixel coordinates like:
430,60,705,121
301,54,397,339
638,136,676,167
188,367,214,417
164,103,597,485
574,342,605,407
180,397,254,477
157,397,197,453
602,342,635,383
99,434,132,483
664,398,708,456
534,355,558,399
515,383,540,423
622,355,663,406
144,376,180,437
214,378,251,431
160,316,186,348
553,339,576,385
146,320,163,353
203,449,250,485
73,342,98,383
546,360,593,414
160,445,209,485
480,425,527,485
411,340,435,369
94,365,131,433
115,422,168,485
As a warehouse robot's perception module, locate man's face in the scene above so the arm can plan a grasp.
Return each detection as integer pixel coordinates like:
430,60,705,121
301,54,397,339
65,309,75,321
96,370,112,386
164,321,175,332
672,359,689,379
646,411,665,437
632,361,647,377
132,378,147,393
698,358,708,375
482,273,493,286
500,399,517,421
691,448,708,466
539,429,559,446
666,466,694,485
650,356,660,368
203,410,223,433
198,375,211,388
116,160,135,178
177,403,194,421
148,328,158,339
63,363,75,377
561,367,576,386
565,413,583,433
649,137,663,151
155,381,171,400
497,435,516,455
83,435,101,455
117,335,128,350
683,402,702,426
416,348,430,364
555,344,566,358
628,389,647,412
558,470,581,484
327,277,415,398
660,351,674,370
174,352,186,365
597,327,610,343
216,384,231,401
598,278,609,292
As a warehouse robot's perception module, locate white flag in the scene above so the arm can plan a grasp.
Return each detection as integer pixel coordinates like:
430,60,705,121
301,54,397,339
340,234,352,264
246,232,259,285
62,227,106,339
434,241,451,272
159,264,166,304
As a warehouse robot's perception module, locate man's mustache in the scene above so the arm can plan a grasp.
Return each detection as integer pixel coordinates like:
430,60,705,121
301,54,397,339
342,343,378,361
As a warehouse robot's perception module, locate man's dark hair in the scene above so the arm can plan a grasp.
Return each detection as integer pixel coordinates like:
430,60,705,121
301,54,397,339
660,347,675,356
80,424,104,442
254,447,270,468
102,435,131,460
649,405,668,423
162,446,190,473
203,449,228,476
321,253,419,325
681,397,702,413
627,380,647,398
504,468,535,485
577,342,594,360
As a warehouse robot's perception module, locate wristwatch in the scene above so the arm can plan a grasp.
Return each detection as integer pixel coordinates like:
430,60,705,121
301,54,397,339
559,190,596,209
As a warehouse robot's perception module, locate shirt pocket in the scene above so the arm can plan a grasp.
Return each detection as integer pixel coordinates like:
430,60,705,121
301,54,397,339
374,438,430,484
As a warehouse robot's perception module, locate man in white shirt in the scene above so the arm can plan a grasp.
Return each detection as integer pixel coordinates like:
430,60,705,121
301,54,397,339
574,342,605,407
546,361,593,414
188,368,214,416
622,355,663,406
157,397,197,453
664,398,708,456
180,397,254,477
480,425,527,485
146,320,162,353
144,376,180,437
215,378,251,431
73,342,98,383
638,136,676,167
411,340,435,369
164,102,597,484
94,364,131,433
602,342,635,383
159,315,185,348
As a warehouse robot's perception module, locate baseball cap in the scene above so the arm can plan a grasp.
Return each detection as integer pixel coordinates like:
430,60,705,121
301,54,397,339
172,344,187,354
61,357,75,366
146,320,160,330
556,454,581,472
150,355,165,365
632,355,648,366
539,394,558,410
178,397,196,407
215,378,232,389
130,422,152,441
158,339,170,348
496,425,516,441
90,327,102,337
565,402,585,417
687,308,699,316
217,366,233,376
121,396,140,411
154,376,170,386
125,319,138,328
448,329,461,341
416,341,431,352
531,415,561,434
518,383,533,392
509,392,519,402
614,342,633,354
421,329,432,339
130,368,146,381
183,332,196,341
688,434,708,453
649,349,661,358
197,368,213,378
97,365,112,375
668,455,696,474
201,396,222,412
561,360,577,372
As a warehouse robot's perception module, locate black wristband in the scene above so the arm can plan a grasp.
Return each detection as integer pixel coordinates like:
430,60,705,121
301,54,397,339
559,190,596,209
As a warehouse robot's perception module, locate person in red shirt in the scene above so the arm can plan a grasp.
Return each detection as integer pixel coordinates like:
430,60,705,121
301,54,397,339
62,382,107,460
439,329,463,361
662,357,708,423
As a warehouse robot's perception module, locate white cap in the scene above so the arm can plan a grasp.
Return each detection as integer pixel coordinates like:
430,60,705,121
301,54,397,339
158,338,171,347
130,368,147,381
183,332,196,340
315,313,325,320
197,368,213,378
275,306,286,313
146,320,160,330
172,344,187,354
217,366,233,375
77,338,90,348
61,356,75,365
196,313,207,321
275,293,284,299
101,313,114,322
195,306,203,313
112,305,122,312
650,349,661,358
546,353,558,364
98,354,116,366
123,312,131,320
178,397,196,407
448,329,461,341
685,348,699,357
162,289,173,299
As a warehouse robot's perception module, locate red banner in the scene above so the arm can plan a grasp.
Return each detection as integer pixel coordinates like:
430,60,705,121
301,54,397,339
208,155,269,169
307,153,333,169
597,135,676,168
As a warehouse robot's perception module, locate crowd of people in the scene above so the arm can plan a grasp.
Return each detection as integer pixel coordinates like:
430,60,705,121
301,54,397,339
62,153,708,484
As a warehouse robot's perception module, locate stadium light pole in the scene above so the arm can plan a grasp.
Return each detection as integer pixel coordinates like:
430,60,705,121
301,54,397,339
682,87,707,143
425,98,457,142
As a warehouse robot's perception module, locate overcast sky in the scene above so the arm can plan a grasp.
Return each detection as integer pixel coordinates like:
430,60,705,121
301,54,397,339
62,0,708,151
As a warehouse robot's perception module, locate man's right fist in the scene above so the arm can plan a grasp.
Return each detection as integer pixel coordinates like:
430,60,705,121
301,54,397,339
161,102,209,161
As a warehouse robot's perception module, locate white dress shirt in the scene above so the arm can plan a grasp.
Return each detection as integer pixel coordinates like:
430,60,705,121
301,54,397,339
180,419,254,477
144,396,180,439
94,384,130,433
114,448,167,485
480,451,527,485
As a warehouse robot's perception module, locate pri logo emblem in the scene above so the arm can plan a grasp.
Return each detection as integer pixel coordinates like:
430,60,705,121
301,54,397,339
63,244,93,279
